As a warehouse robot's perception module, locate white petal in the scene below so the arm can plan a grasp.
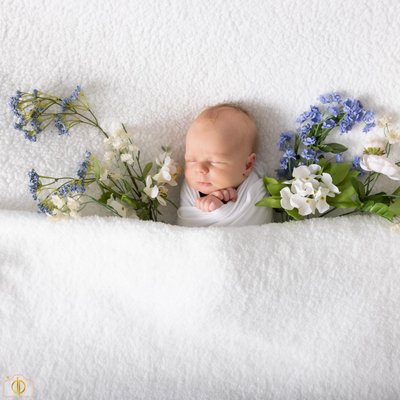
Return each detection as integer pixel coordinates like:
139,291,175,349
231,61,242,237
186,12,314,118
280,187,294,210
292,165,311,180
360,155,400,180
290,194,315,215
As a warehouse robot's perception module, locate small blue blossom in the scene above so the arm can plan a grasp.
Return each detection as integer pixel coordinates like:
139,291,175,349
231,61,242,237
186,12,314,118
77,151,91,179
327,106,339,117
61,85,81,110
318,92,342,104
301,148,317,161
363,110,375,124
28,169,40,200
54,115,69,135
363,122,376,133
301,135,316,146
58,182,86,196
322,119,336,129
277,132,293,151
298,123,312,135
8,91,23,118
335,153,344,163
309,106,322,124
37,202,52,215
352,155,365,176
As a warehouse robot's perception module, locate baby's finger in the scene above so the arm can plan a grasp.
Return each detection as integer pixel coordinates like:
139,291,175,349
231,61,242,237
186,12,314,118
228,187,238,202
210,191,224,201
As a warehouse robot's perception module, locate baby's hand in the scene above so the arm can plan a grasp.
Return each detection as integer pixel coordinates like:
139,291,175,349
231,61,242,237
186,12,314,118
196,195,224,212
195,187,238,212
209,187,238,203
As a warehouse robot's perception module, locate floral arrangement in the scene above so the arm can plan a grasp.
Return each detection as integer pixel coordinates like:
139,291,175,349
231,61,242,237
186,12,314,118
8,86,181,221
257,93,400,222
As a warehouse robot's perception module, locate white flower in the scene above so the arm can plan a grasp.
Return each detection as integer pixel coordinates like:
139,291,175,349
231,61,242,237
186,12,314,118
314,187,331,213
50,194,66,209
320,173,340,196
280,164,340,216
143,175,166,206
153,153,179,186
107,198,128,217
289,193,316,216
377,115,392,128
360,154,400,181
363,135,387,155
280,187,294,210
120,153,134,165
386,129,400,145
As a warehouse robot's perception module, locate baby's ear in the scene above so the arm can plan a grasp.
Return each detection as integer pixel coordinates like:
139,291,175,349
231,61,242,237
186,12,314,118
244,153,256,175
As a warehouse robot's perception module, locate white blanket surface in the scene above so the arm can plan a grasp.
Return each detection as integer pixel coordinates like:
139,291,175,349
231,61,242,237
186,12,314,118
1,209,400,399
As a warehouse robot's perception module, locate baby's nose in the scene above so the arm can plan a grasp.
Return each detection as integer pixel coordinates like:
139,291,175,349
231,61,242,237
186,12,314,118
196,162,209,173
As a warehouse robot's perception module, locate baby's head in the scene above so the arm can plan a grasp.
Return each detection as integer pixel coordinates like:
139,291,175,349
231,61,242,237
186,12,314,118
184,103,257,194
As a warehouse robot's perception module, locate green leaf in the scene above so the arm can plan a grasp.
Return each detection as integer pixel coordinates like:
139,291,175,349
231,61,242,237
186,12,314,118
286,208,302,220
121,194,140,208
263,176,280,185
142,162,153,178
324,162,351,185
350,177,365,200
389,199,400,216
256,196,282,208
266,183,286,196
327,182,358,208
361,201,395,221
93,158,101,180
319,143,348,154
98,191,111,204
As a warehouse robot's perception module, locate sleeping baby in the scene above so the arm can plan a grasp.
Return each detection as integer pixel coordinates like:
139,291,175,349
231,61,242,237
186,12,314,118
176,103,272,227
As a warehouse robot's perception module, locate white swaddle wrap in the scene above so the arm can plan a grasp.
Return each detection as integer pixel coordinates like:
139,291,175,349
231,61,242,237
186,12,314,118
177,162,272,227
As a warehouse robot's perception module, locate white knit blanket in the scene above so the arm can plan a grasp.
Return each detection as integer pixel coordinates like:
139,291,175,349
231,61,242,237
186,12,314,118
1,209,400,399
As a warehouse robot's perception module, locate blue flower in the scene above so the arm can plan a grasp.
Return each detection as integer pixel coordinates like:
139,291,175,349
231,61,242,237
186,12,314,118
8,91,23,118
301,148,317,161
54,115,69,135
301,135,316,146
335,153,344,163
363,122,376,133
58,183,86,196
298,123,312,135
283,148,296,160
28,169,40,200
277,131,293,151
327,106,339,117
318,92,342,104
61,85,81,110
352,156,365,175
37,202,52,215
309,106,322,124
322,119,336,129
77,151,91,179
363,110,375,124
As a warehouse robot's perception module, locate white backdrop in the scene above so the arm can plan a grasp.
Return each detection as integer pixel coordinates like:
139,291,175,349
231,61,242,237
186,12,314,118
1,0,400,224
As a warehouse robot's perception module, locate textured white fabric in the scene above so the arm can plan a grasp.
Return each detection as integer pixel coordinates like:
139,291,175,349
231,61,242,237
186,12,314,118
2,1,400,398
1,210,400,399
177,168,272,227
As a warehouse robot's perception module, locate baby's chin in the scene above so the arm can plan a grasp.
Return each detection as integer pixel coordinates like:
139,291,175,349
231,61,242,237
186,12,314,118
192,182,216,194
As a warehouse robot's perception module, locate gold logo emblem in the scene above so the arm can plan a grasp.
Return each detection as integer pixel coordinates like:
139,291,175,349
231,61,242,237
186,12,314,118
2,375,34,399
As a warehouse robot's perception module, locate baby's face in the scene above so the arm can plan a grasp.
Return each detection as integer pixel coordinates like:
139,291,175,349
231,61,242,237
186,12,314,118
184,114,255,194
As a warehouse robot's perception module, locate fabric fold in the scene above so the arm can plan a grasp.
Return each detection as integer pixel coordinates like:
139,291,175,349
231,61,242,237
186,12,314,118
177,164,272,227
